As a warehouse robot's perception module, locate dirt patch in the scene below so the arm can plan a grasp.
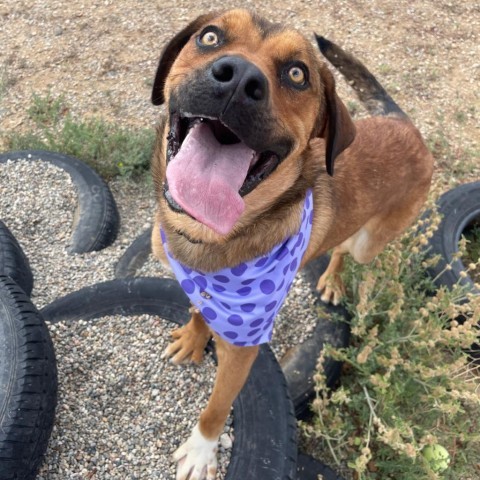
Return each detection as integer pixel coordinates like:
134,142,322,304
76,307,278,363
1,1,479,184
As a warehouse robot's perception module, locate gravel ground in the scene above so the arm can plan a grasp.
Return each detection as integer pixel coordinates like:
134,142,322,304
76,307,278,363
0,159,153,308
38,314,232,480
0,157,318,478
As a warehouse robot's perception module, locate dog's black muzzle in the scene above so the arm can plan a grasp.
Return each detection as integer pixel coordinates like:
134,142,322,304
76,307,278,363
171,56,290,158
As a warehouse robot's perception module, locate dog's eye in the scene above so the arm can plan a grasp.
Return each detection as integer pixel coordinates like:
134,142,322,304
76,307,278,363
283,62,309,90
198,29,220,47
288,66,305,85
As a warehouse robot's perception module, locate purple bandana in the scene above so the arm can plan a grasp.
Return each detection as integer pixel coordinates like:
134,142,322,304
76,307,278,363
162,189,313,346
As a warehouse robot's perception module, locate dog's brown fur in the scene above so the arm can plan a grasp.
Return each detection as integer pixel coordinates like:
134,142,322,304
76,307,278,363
149,9,433,479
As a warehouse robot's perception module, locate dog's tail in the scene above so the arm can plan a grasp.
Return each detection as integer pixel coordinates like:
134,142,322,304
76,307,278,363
315,35,409,120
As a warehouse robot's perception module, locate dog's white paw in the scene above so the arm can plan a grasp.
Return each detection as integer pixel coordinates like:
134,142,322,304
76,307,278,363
173,424,218,480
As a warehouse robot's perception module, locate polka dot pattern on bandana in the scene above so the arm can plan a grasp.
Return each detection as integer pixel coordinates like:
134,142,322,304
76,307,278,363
163,189,313,346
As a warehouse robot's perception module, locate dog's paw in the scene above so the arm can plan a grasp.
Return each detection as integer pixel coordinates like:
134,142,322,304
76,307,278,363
316,273,345,306
319,285,343,306
173,424,218,480
161,324,210,365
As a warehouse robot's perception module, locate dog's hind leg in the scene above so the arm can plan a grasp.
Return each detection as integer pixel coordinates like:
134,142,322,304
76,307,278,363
317,224,390,304
318,202,425,304
317,227,377,304
162,308,212,364
317,244,348,305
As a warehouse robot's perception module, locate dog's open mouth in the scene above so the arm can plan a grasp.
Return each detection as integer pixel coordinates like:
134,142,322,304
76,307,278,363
165,113,281,236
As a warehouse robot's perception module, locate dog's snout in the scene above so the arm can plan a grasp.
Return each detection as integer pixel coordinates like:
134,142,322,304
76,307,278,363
211,56,268,102
244,76,265,101
211,59,235,83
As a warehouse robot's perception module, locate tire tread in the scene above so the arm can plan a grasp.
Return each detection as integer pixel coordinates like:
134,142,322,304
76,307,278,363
0,276,57,480
0,222,34,296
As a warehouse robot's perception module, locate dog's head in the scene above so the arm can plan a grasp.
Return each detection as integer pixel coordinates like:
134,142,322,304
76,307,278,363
152,9,355,239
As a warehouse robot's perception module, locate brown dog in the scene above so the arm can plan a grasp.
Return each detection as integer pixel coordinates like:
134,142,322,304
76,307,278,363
150,9,433,480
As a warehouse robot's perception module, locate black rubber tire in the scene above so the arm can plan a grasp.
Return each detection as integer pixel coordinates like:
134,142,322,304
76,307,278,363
296,453,346,480
0,221,34,296
115,227,152,278
281,255,351,419
41,277,297,479
0,276,57,480
424,182,480,360
425,181,480,295
0,150,120,254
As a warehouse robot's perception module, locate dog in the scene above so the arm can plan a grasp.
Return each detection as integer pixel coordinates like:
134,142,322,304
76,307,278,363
149,9,433,480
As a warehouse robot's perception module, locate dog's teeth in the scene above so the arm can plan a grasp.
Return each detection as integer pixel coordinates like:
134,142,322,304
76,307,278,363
249,152,260,168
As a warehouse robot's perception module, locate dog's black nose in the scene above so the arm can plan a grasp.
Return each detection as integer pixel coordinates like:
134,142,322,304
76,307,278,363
210,56,268,102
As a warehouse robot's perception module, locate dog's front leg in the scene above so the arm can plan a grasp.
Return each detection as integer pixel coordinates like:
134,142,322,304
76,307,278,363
162,308,212,364
174,337,259,480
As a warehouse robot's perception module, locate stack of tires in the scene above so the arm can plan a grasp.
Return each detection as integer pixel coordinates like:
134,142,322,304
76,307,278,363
1,150,478,479
0,150,119,480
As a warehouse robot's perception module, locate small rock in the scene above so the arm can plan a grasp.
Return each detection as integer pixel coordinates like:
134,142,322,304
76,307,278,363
219,433,232,450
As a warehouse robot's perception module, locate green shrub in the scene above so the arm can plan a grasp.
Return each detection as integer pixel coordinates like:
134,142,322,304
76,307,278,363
27,92,65,127
6,94,155,179
302,201,480,479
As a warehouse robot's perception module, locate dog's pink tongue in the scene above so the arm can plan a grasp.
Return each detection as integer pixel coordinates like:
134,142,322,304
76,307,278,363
166,122,254,235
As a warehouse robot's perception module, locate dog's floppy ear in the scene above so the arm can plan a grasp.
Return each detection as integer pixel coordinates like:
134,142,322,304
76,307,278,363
316,61,356,176
151,13,217,105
